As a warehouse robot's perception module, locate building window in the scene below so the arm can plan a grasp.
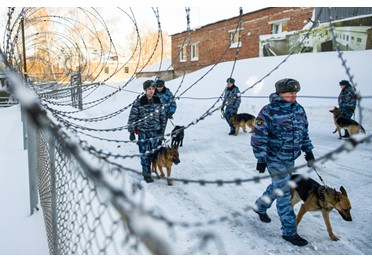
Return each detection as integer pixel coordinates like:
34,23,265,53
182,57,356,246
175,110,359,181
179,45,187,62
229,29,242,48
272,23,282,34
104,67,109,74
124,67,129,74
190,43,199,61
357,37,362,46
269,18,290,34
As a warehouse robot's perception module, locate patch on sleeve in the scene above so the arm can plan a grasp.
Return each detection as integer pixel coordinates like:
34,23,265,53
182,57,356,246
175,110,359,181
256,118,264,126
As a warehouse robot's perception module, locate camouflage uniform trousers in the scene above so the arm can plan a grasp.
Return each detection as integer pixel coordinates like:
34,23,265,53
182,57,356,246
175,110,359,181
223,106,236,133
254,160,297,236
137,131,159,176
341,111,353,119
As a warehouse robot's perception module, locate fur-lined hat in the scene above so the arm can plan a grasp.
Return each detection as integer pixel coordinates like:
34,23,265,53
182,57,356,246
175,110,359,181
143,80,155,90
156,79,165,87
339,80,350,86
275,78,301,93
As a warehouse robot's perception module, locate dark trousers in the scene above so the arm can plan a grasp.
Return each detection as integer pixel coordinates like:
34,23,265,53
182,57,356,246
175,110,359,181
137,131,159,175
223,107,235,133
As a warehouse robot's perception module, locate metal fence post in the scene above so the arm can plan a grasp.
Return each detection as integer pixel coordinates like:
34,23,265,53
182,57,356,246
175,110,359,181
21,105,27,150
26,115,39,215
48,133,59,255
70,72,82,110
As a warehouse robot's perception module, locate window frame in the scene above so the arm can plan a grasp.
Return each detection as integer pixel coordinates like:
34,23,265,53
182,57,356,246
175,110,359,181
179,45,187,62
268,18,290,34
190,42,199,61
228,28,243,48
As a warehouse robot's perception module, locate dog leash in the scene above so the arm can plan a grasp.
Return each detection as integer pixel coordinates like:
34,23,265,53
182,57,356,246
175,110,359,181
313,166,326,186
169,118,175,127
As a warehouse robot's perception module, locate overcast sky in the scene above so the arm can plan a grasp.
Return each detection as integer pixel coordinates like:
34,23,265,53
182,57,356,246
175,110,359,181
99,7,250,35
2,1,366,35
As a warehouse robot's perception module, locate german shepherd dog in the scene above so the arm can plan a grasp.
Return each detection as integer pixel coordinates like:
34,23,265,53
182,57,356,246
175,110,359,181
290,174,352,241
152,146,180,186
229,113,255,136
171,125,184,148
330,107,366,139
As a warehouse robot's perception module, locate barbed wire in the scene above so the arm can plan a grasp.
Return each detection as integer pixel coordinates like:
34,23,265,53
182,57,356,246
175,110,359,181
22,7,370,183
326,7,364,125
2,7,371,254
4,6,369,185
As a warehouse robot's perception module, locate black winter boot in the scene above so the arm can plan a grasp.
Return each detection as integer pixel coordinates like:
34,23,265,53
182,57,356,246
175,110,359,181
341,130,350,138
253,209,271,223
282,234,308,246
143,174,154,183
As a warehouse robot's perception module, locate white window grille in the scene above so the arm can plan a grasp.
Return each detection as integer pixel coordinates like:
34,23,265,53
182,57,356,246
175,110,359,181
190,43,199,61
229,28,243,48
179,45,187,62
268,18,290,34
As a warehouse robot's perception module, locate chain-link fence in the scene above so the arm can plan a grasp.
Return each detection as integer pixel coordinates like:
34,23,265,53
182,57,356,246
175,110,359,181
2,67,173,254
35,126,128,254
2,7,372,255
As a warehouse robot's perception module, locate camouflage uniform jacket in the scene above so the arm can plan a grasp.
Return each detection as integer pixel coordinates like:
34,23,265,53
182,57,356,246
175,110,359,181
251,93,314,163
127,95,166,133
338,85,356,118
155,86,177,115
222,85,241,110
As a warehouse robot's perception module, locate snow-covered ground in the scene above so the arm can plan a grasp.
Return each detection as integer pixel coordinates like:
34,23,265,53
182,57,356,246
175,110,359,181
0,105,49,255
1,50,372,256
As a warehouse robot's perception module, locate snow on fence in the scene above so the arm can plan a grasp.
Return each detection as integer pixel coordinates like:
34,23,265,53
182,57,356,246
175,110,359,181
4,69,173,255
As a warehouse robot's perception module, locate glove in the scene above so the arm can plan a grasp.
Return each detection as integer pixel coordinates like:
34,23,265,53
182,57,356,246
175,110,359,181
129,132,135,141
304,151,315,167
167,113,173,119
256,162,267,173
157,128,164,136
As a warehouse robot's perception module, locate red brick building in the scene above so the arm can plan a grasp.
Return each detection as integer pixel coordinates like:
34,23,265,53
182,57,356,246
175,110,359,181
170,7,313,78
